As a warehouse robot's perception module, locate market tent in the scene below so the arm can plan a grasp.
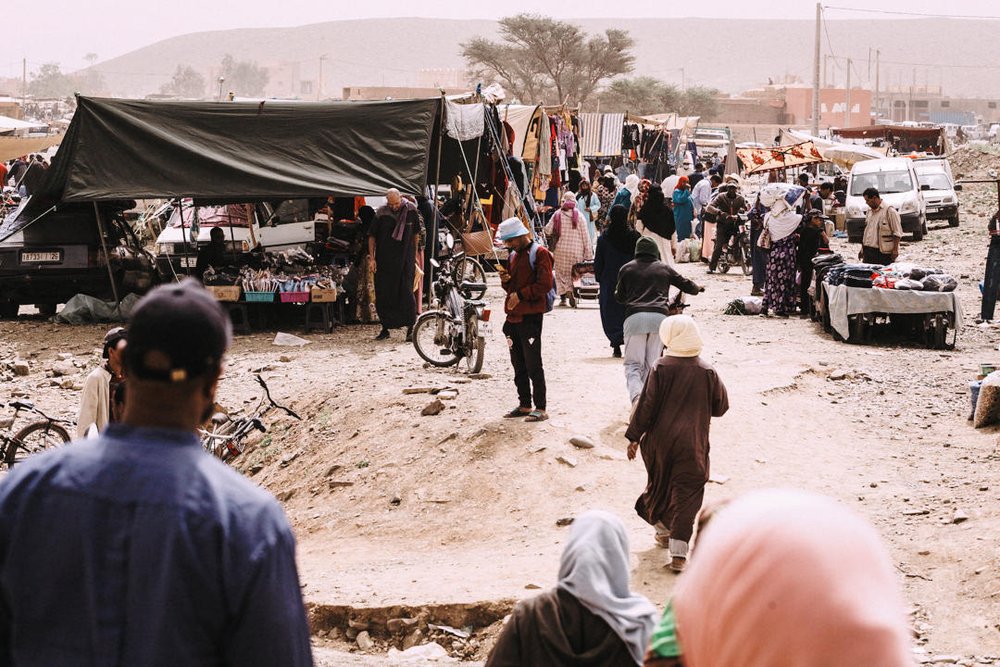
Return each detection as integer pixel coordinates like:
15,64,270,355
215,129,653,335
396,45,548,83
36,96,440,203
0,135,62,162
0,115,48,134
782,129,886,170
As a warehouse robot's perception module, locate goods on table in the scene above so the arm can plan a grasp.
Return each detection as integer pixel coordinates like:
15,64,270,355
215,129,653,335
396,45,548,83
822,261,957,292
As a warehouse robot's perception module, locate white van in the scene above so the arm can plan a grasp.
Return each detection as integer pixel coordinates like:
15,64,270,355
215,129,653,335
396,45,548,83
845,158,926,243
914,161,961,227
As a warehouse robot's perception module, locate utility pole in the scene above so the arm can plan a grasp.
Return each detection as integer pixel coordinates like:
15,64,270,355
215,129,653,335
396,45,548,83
812,2,821,135
21,58,26,112
845,58,852,128
318,55,327,101
874,50,881,122
823,54,828,88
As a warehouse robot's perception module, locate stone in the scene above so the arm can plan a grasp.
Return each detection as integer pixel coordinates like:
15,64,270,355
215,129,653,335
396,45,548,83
953,510,969,524
348,618,370,630
57,353,73,360
525,583,541,590
279,355,292,363
50,363,74,378
402,629,424,650
387,618,406,634
356,631,374,651
555,517,574,526
556,455,578,468
60,379,75,389
828,369,851,381
569,435,595,449
12,361,29,376
421,399,445,416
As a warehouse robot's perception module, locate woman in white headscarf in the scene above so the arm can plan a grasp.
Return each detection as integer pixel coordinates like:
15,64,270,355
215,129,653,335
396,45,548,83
759,185,805,317
625,315,729,572
611,174,640,213
485,510,658,667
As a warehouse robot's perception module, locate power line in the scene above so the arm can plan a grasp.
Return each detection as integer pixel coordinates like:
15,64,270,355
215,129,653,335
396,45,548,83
824,5,1000,20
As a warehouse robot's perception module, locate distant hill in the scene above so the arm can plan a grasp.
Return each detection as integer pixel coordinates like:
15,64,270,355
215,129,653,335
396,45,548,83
89,17,1000,102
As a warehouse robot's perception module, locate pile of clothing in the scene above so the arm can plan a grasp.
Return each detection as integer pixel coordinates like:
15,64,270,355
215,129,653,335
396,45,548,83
821,260,958,292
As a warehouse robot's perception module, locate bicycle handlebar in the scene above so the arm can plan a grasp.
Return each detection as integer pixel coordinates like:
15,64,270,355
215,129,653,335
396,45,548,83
255,375,302,420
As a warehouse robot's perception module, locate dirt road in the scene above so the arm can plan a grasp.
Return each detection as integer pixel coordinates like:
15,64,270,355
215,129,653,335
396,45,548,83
3,180,1000,665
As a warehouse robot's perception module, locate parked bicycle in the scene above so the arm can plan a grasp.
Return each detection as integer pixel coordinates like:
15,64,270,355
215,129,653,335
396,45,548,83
716,213,753,276
1,400,72,468
413,233,490,374
437,227,487,300
200,375,301,463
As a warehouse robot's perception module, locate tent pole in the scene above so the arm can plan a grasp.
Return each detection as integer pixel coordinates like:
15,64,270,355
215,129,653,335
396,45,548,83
226,205,238,267
93,202,122,309
178,198,190,278
429,94,446,306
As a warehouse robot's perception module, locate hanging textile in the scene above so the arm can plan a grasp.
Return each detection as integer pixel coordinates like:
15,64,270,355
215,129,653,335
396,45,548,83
445,101,485,141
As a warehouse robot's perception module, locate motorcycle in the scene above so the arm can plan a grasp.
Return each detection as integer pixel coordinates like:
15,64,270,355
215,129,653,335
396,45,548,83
412,233,490,373
716,213,753,276
435,226,487,300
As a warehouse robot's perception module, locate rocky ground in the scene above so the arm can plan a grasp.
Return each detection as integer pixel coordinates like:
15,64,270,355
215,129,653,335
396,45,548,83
3,145,1000,666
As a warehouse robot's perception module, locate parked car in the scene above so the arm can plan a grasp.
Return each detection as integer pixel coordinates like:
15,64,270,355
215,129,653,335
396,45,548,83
845,158,927,243
0,198,158,318
914,163,961,227
154,197,385,279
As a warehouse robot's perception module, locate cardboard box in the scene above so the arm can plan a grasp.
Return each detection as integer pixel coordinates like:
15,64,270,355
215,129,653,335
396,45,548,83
207,285,241,302
311,288,339,303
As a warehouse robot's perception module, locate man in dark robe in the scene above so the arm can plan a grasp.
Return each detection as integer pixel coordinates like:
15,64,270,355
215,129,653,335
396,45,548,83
368,189,423,341
626,315,729,572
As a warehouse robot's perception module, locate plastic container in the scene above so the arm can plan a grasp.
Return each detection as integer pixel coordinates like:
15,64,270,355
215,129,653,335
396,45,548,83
278,291,310,304
970,380,983,420
244,291,275,303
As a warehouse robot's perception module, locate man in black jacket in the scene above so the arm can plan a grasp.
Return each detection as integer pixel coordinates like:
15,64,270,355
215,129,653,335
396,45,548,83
706,183,747,273
615,236,703,404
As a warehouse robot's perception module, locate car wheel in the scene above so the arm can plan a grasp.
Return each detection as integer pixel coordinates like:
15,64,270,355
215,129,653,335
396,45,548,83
912,225,924,241
0,301,19,319
948,214,959,227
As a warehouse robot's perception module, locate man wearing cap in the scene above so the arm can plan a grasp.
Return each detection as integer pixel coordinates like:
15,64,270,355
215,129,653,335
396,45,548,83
615,237,703,405
76,326,127,438
705,183,747,274
0,279,312,665
497,217,554,422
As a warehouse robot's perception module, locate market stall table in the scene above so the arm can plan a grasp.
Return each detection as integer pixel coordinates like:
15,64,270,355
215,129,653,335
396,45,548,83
822,282,963,348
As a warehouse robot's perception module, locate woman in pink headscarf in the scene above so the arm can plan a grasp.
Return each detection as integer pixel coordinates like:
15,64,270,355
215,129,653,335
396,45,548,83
644,489,913,667
545,190,593,307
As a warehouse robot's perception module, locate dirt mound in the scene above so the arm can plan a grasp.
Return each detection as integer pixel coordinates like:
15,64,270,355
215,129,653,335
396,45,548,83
948,143,1000,180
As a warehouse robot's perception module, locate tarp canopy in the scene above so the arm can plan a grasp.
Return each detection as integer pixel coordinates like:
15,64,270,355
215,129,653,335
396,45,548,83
736,141,826,174
0,135,62,162
833,124,943,140
782,129,886,170
0,115,48,132
36,96,441,203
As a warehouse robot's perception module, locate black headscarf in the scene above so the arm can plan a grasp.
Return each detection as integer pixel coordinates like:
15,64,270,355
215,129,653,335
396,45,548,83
638,187,675,239
604,205,640,255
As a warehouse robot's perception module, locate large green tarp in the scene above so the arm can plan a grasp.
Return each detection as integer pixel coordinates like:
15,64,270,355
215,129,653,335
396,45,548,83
41,96,441,202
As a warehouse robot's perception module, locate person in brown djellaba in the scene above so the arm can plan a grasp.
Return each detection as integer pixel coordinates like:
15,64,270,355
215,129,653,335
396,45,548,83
625,314,729,573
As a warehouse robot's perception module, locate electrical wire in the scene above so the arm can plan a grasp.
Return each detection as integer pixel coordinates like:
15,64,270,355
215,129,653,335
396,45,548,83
823,5,1000,20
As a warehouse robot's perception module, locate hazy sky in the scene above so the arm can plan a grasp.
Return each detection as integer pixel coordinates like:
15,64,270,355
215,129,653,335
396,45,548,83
5,0,999,79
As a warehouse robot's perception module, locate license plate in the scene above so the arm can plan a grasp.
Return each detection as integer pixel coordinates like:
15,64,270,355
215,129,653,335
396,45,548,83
926,206,939,212
20,251,61,263
181,256,198,268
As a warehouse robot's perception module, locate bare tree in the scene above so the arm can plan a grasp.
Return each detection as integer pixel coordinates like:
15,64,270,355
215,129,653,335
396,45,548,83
462,14,634,107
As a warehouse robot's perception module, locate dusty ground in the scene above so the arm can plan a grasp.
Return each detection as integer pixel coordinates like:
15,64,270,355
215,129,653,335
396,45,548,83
3,147,1000,665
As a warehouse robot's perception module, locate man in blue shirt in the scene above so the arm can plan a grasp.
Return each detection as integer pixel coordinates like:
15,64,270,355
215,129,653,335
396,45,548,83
0,279,313,666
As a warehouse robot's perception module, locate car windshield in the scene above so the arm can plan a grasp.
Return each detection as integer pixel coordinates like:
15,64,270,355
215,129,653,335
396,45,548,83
917,173,952,191
850,170,913,195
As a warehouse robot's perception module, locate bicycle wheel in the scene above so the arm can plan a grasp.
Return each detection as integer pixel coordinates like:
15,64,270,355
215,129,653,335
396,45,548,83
458,257,487,299
6,420,70,467
463,316,485,374
739,237,752,276
412,311,461,367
